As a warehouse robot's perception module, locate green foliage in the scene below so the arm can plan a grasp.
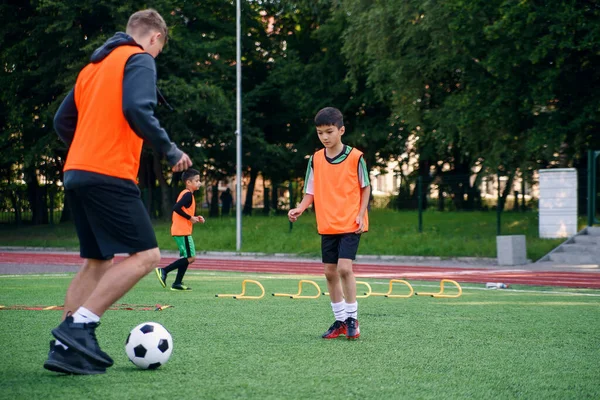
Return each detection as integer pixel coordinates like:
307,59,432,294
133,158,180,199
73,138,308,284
341,0,600,173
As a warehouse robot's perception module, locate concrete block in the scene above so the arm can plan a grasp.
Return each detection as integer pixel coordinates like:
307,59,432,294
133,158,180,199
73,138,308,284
497,235,527,266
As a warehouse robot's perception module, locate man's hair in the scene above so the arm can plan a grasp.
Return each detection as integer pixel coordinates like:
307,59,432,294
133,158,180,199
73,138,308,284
182,169,200,183
126,9,168,43
314,107,344,128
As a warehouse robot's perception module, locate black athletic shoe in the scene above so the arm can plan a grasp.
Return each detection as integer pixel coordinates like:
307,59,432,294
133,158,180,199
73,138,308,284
322,320,347,339
171,284,191,291
345,317,360,340
51,316,114,367
155,268,167,288
43,340,106,375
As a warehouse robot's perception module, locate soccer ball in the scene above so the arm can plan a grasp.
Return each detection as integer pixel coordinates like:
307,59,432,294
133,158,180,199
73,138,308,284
125,322,173,369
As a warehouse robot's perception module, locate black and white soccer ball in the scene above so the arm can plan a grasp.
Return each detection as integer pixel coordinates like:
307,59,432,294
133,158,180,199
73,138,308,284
125,322,173,369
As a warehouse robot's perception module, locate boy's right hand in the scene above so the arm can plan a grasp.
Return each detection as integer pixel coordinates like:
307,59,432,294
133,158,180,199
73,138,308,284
191,216,204,224
288,208,303,222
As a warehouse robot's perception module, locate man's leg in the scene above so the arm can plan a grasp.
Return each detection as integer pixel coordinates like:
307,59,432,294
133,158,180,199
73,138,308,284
62,258,113,319
81,248,160,316
52,248,160,365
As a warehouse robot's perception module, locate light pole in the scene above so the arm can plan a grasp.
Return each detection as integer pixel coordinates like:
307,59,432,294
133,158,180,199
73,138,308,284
235,0,242,251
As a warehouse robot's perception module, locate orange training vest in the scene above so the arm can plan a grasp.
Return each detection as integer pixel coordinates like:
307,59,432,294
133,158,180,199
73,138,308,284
65,45,146,181
312,148,369,234
171,189,196,236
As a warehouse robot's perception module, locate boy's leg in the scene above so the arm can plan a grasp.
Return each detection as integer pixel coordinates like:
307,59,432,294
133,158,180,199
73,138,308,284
321,235,347,338
171,236,195,290
338,234,361,340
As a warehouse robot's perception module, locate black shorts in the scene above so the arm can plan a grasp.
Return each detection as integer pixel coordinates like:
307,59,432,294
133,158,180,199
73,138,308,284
66,184,158,260
321,233,362,264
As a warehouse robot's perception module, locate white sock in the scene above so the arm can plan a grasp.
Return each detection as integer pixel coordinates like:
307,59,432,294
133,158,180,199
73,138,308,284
55,339,68,350
72,307,100,323
331,301,347,322
346,301,358,320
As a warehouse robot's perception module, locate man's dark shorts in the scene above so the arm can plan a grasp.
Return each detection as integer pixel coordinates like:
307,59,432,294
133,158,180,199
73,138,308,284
66,183,157,260
321,233,362,264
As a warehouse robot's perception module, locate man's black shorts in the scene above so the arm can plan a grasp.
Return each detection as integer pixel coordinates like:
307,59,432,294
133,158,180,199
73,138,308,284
66,184,158,260
321,233,362,264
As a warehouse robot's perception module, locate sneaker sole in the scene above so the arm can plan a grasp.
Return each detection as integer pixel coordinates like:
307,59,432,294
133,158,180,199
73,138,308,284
347,333,360,340
170,288,191,291
51,329,113,367
155,268,166,288
43,359,106,375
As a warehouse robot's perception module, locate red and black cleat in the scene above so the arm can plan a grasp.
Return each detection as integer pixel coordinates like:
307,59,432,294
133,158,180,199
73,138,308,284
322,320,347,339
345,317,360,340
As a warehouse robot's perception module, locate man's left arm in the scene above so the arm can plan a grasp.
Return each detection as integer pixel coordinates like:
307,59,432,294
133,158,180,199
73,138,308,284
54,88,78,146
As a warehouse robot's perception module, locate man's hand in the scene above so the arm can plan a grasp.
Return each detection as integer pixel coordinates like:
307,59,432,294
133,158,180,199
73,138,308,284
172,153,192,172
288,208,303,222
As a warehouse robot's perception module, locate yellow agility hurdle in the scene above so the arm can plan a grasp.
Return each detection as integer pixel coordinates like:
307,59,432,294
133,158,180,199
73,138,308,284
323,281,373,299
215,279,265,300
322,281,372,298
368,279,414,298
415,279,462,298
273,280,321,299
357,281,372,298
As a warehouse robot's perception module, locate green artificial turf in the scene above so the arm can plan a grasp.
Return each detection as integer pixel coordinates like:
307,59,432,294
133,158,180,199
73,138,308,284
0,271,599,399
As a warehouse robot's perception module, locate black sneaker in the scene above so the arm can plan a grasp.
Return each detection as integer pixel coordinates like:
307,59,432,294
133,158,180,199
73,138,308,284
171,284,191,291
51,316,114,367
155,268,167,288
322,320,347,339
43,340,106,375
345,317,360,340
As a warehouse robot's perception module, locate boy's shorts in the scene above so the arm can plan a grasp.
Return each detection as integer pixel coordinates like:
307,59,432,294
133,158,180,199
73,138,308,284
66,184,158,260
321,233,362,264
173,235,196,258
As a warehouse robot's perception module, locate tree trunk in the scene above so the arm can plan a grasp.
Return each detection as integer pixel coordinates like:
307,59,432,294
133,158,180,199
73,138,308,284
9,190,22,226
271,180,278,213
152,151,171,219
25,167,48,225
243,168,258,216
498,171,515,212
210,184,219,217
263,180,270,215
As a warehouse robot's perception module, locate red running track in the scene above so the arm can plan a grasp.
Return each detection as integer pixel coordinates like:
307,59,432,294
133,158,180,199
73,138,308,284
2,252,600,289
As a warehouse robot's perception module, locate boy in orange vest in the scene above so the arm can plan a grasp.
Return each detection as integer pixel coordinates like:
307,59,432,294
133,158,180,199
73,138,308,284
155,169,204,290
45,9,192,375
288,107,371,340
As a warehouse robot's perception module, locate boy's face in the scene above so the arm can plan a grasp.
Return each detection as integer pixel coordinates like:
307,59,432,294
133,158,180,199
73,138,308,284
186,175,201,191
316,124,345,149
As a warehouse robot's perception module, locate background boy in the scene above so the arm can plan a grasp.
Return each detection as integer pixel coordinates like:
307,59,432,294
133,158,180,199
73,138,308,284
288,107,370,340
156,169,204,291
44,9,192,375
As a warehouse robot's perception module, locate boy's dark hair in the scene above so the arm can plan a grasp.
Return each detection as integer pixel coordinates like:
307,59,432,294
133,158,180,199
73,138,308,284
314,107,343,128
126,9,169,43
182,169,200,183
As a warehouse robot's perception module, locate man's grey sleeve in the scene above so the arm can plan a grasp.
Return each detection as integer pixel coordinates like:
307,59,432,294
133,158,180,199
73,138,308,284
122,53,183,166
53,88,78,146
